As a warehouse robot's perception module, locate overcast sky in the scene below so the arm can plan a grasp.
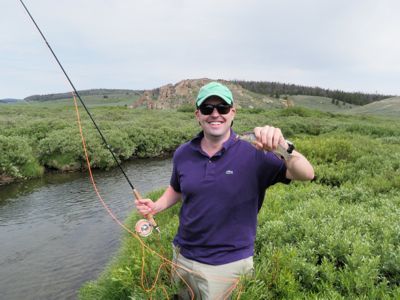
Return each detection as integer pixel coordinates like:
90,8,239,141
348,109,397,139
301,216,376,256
1,0,400,99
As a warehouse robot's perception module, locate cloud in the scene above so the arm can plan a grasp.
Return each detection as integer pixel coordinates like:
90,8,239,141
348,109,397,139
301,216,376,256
1,0,399,98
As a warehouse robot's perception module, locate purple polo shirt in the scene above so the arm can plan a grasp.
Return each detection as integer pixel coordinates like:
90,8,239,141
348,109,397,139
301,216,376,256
170,129,290,265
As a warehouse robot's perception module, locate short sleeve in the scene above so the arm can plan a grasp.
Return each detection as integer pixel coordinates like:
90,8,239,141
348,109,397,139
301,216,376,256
169,153,181,193
259,151,291,189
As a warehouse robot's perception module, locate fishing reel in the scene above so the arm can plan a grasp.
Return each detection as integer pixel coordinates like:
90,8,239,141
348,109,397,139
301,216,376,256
133,189,160,237
135,219,154,237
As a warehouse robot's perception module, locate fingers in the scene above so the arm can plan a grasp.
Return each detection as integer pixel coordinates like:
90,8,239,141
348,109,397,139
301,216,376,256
134,198,155,217
254,126,285,151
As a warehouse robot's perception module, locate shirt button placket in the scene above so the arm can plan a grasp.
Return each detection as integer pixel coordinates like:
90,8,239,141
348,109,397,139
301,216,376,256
205,158,216,179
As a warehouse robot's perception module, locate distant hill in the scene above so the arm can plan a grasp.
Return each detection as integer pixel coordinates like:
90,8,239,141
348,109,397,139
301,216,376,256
0,98,24,104
233,80,393,106
24,89,141,102
345,97,400,117
288,95,357,112
129,78,285,110
128,78,361,113
7,80,398,117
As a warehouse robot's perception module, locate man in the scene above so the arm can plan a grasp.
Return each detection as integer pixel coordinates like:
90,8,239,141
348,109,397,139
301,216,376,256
135,81,314,299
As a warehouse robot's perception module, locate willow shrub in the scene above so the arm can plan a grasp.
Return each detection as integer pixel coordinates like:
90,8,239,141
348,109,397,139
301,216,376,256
79,186,400,299
0,135,43,178
249,183,400,298
79,113,400,299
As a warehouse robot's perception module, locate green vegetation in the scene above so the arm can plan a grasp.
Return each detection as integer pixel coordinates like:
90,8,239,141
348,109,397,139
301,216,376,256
79,189,181,299
289,95,354,112
346,97,400,117
0,104,197,183
1,98,399,298
73,106,399,299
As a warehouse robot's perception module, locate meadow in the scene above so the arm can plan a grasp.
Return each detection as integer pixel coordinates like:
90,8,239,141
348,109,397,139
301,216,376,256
1,102,400,298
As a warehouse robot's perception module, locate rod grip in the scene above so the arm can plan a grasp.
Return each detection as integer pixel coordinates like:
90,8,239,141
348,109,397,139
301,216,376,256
133,188,157,228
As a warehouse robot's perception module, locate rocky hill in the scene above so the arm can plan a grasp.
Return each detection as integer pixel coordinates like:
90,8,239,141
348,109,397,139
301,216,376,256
129,78,284,109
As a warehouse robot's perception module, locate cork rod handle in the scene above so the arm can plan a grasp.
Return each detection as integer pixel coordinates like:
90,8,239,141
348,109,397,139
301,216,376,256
133,188,158,228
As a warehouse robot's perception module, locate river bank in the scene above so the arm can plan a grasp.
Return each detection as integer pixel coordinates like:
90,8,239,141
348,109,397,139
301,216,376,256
0,152,173,186
0,158,173,300
2,105,399,187
0,106,200,186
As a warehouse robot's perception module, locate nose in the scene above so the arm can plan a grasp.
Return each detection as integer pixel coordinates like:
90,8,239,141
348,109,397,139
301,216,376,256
210,107,220,116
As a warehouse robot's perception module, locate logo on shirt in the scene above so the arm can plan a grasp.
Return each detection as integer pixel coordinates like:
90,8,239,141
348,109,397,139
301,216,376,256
225,170,234,175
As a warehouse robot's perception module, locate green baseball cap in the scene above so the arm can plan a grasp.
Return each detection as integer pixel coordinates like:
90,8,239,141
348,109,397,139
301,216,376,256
196,82,233,107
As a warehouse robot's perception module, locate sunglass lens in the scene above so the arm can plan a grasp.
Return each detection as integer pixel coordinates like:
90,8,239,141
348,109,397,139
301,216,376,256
200,105,214,115
199,104,231,115
216,104,231,114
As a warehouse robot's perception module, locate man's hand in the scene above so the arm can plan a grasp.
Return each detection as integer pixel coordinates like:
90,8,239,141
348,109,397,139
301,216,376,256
135,198,157,217
254,126,288,151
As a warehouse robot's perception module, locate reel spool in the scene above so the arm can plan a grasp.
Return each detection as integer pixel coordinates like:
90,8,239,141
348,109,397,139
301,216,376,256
135,219,153,237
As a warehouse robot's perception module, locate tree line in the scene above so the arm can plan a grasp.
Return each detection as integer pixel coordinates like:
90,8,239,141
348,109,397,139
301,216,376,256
233,80,392,106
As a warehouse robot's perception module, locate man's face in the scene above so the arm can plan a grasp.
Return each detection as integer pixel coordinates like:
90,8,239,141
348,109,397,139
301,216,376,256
195,96,236,139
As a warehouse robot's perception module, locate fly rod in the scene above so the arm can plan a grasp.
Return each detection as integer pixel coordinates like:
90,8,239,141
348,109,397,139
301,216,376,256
19,0,159,235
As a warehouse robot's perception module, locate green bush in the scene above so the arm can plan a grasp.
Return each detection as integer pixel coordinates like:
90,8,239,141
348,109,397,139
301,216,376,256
0,135,43,178
2,103,400,298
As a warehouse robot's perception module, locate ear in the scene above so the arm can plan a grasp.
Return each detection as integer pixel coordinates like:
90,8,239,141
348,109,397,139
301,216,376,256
195,109,201,122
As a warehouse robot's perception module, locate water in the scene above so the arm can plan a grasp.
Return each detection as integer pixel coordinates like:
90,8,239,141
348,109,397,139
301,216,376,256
0,158,172,300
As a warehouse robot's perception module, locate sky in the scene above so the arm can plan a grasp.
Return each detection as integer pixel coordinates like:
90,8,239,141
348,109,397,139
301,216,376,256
1,0,400,99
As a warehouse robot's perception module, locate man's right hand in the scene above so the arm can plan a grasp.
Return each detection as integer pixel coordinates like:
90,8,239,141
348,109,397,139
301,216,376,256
135,198,157,217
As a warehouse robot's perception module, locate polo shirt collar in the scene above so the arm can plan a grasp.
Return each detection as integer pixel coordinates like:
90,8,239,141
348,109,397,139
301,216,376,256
190,129,237,156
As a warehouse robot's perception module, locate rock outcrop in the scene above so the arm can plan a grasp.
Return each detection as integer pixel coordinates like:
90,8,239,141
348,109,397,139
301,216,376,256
129,78,279,109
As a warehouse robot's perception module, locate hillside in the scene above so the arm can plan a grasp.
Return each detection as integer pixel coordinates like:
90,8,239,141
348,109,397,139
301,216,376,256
0,98,25,104
289,95,356,112
130,78,289,110
5,79,398,116
24,89,141,102
234,80,392,106
345,96,400,117
18,89,141,107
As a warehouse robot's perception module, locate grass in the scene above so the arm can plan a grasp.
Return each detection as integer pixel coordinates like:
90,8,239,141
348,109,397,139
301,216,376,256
289,95,355,112
346,97,400,117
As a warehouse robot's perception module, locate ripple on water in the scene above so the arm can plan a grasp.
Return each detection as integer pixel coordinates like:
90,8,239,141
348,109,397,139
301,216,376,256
0,158,172,300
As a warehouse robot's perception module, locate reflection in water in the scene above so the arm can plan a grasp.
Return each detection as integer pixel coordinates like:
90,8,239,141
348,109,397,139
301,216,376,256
0,158,172,300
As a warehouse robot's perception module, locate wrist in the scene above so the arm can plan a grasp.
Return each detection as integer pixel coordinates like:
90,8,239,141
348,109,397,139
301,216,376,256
275,140,295,161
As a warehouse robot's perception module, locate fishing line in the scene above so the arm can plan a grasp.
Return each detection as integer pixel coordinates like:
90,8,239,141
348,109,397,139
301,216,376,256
19,0,134,189
19,1,243,297
18,0,159,234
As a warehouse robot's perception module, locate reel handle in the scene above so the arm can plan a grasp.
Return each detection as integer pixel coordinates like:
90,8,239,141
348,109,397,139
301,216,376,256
133,188,158,229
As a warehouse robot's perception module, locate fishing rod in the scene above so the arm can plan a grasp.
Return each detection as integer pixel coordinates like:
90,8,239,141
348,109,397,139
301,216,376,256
19,0,159,236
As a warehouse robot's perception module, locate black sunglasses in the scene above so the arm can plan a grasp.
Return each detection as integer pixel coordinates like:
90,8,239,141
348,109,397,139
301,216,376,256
198,103,232,115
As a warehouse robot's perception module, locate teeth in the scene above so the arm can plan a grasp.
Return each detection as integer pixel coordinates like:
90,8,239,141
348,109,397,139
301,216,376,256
210,122,222,125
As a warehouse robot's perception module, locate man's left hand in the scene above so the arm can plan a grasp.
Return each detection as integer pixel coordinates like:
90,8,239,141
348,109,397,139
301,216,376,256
254,125,288,152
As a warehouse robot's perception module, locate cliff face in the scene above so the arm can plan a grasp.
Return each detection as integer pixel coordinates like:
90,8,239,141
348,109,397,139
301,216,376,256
129,78,278,109
129,78,209,109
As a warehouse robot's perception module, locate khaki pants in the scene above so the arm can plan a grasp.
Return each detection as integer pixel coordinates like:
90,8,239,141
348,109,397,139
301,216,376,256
172,246,254,300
